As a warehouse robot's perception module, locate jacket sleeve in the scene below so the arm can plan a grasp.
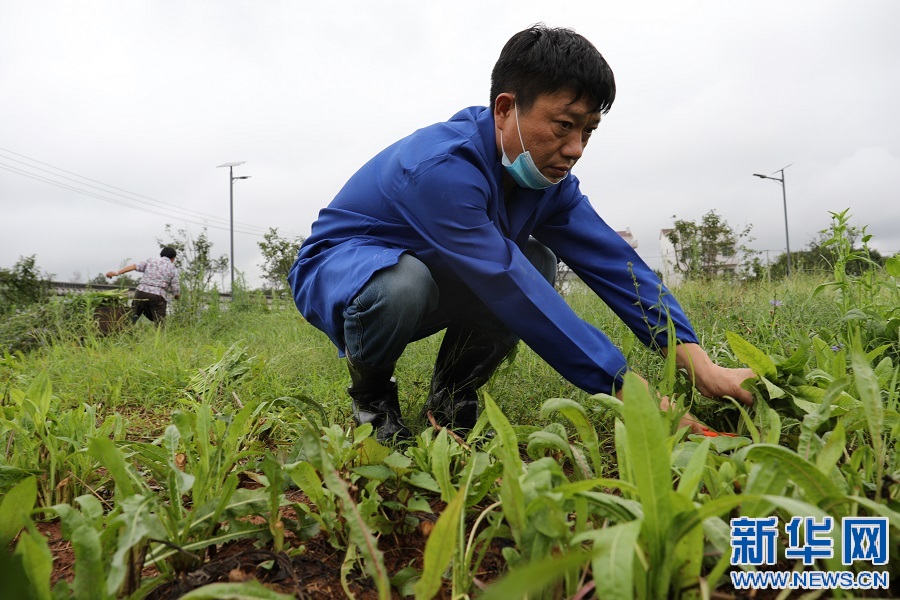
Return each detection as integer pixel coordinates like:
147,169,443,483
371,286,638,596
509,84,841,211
533,191,699,351
170,268,181,297
393,156,631,395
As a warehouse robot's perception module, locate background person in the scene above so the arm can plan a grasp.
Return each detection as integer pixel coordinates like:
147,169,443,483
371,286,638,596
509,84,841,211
106,247,181,324
288,24,754,442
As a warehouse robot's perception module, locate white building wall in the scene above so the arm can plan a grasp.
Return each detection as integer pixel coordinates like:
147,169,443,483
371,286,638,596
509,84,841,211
659,228,683,286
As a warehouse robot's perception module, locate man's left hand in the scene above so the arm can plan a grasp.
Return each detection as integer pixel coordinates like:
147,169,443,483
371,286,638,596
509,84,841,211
694,364,755,406
673,343,755,406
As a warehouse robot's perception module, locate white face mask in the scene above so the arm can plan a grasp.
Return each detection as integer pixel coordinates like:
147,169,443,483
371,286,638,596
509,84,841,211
500,104,566,190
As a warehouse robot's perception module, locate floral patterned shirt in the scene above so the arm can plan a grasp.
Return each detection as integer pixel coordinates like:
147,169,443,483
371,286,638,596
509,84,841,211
135,257,180,302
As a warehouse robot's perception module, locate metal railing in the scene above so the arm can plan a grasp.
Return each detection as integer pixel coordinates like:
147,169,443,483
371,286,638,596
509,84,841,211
47,281,284,301
49,281,133,295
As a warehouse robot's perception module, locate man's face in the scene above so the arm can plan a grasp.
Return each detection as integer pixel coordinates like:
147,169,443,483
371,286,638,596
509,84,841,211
495,90,601,184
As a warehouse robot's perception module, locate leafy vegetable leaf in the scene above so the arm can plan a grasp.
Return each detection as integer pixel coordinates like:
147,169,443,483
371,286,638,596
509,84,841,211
726,331,776,379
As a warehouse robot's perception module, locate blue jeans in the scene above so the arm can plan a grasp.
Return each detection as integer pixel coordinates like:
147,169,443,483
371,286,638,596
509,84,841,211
343,238,557,369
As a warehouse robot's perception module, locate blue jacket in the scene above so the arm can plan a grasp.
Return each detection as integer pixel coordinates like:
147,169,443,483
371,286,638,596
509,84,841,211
289,106,698,394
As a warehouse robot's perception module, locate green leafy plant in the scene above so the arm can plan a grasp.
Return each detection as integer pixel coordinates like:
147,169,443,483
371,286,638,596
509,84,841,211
0,372,121,506
813,209,900,358
0,476,55,600
290,424,391,599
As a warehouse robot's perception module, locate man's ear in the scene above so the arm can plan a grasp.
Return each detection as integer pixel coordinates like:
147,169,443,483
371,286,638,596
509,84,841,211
493,93,515,126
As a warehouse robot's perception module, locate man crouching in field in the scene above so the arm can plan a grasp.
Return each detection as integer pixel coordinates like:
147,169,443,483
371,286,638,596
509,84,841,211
289,24,755,442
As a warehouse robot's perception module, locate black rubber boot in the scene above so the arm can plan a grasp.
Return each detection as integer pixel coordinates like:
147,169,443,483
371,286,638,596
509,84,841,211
420,327,516,432
347,359,412,443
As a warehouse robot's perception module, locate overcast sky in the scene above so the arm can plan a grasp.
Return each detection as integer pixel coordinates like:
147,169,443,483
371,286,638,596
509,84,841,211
2,1,898,290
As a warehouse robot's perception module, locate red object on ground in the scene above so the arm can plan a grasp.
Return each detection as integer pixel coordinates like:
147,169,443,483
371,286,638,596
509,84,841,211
699,426,738,438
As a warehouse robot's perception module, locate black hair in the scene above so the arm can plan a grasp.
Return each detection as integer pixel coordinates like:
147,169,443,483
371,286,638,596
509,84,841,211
490,24,616,114
160,247,177,259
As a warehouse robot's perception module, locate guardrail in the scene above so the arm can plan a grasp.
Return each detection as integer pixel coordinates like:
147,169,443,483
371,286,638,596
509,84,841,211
48,281,283,301
50,281,134,295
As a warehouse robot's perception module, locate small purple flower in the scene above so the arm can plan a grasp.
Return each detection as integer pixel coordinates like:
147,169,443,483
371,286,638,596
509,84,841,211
769,299,784,307
831,344,844,352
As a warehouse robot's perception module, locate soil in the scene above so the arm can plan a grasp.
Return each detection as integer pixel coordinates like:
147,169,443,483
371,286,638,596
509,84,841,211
35,489,508,600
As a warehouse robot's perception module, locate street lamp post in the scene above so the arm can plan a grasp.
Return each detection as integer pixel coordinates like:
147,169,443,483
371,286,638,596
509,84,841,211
216,161,251,292
753,164,792,277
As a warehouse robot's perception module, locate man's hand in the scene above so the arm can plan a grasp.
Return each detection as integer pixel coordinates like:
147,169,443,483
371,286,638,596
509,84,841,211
615,343,757,435
616,372,713,434
671,343,755,406
694,363,755,406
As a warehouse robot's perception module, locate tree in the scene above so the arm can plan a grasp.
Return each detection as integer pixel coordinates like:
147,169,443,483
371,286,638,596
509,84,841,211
257,227,304,291
157,225,229,293
666,210,756,280
0,255,52,315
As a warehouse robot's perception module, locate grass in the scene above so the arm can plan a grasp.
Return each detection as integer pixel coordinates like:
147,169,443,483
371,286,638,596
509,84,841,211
0,273,852,473
2,275,844,441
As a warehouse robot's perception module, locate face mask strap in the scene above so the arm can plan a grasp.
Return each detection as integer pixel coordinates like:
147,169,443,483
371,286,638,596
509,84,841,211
513,104,527,153
500,128,508,161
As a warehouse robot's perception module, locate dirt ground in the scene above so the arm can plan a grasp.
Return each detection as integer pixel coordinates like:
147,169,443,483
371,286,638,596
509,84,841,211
35,489,507,600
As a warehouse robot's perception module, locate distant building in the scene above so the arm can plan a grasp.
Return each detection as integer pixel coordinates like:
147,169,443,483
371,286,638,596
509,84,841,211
659,228,683,286
616,228,638,249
